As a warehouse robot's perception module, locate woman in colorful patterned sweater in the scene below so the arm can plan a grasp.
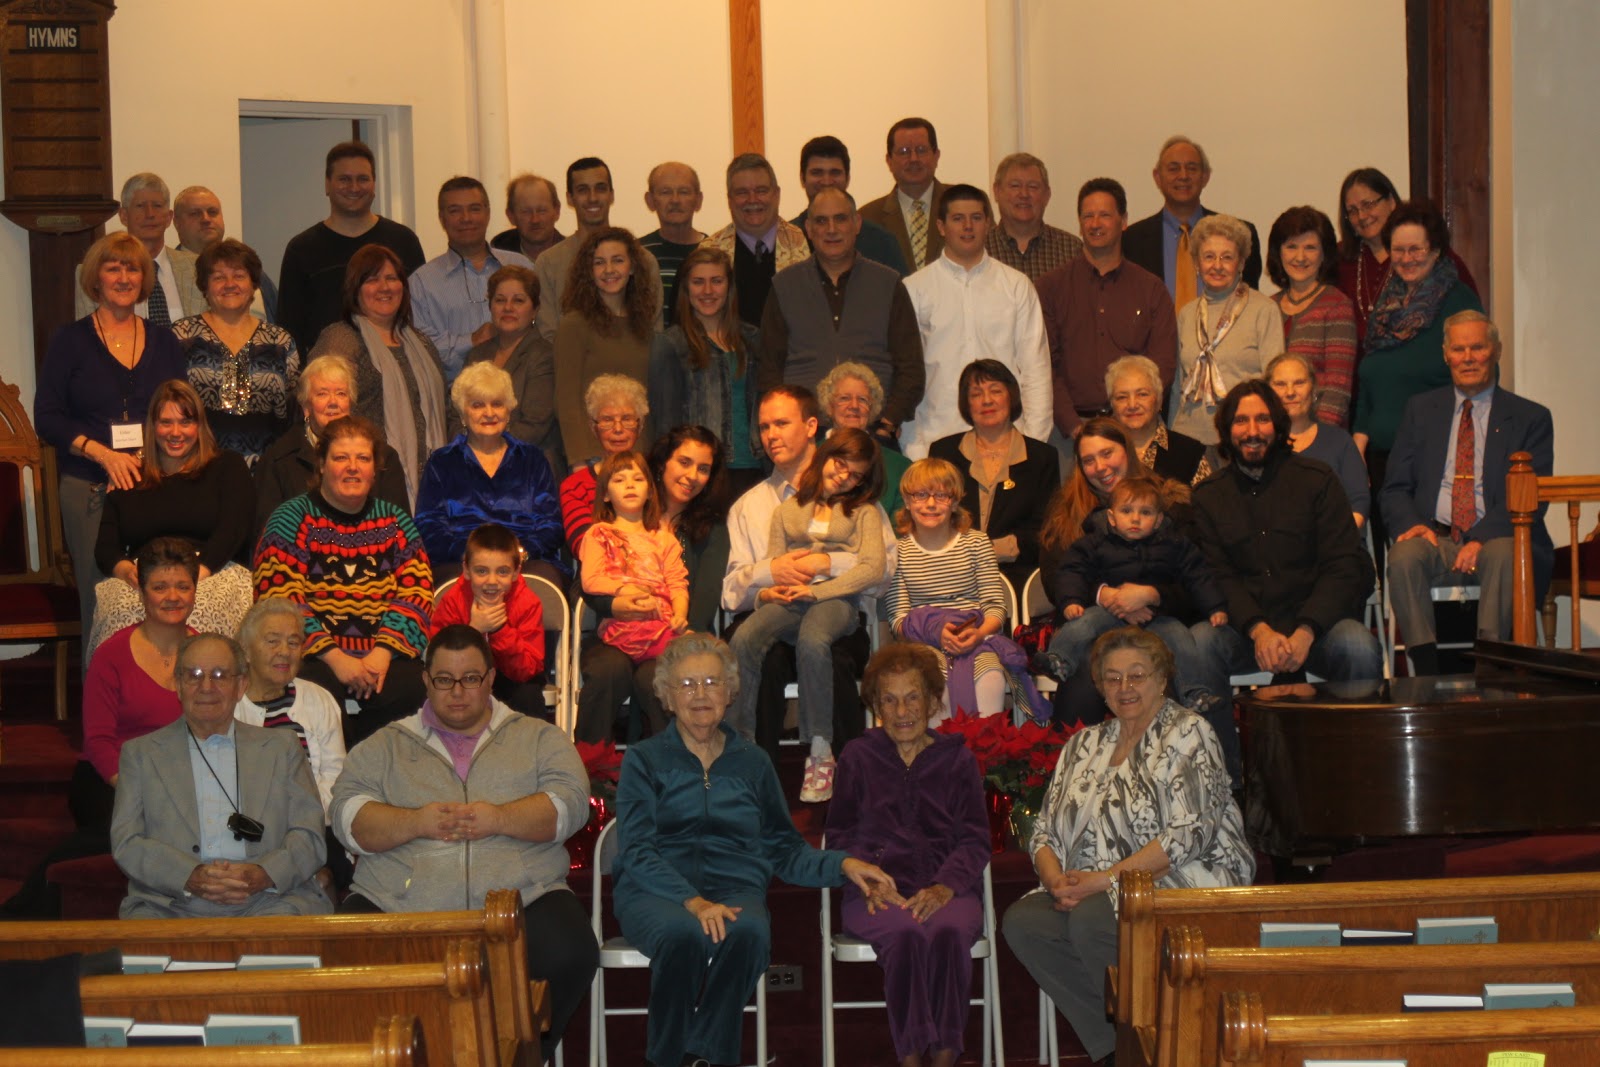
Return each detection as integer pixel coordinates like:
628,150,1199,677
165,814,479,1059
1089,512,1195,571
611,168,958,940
254,414,432,747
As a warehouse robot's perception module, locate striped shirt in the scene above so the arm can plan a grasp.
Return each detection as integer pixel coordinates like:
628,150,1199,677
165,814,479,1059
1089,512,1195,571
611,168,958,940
886,529,1009,631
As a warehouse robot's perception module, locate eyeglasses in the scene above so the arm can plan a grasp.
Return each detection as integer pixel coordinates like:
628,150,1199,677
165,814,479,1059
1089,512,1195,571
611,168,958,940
1344,195,1388,219
906,491,955,504
178,667,242,686
594,415,640,430
1102,670,1154,689
893,145,934,158
674,676,728,694
428,673,487,691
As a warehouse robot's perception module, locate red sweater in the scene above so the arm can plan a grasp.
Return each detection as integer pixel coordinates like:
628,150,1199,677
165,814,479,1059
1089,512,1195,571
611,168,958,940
429,573,545,682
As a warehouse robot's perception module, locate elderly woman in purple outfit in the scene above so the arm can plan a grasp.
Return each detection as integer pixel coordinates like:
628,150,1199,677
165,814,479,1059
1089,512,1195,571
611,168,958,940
823,643,990,1067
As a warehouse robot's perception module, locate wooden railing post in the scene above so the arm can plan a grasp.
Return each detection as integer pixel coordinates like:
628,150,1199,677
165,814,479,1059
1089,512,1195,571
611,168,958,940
1507,451,1538,645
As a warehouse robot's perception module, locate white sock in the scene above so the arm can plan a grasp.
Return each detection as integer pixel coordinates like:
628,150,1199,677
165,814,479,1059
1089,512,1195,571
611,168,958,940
975,670,1008,716
810,735,833,761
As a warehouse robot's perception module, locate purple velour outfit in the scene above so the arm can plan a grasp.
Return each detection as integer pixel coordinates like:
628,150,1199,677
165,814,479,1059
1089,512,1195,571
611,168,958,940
824,728,990,1059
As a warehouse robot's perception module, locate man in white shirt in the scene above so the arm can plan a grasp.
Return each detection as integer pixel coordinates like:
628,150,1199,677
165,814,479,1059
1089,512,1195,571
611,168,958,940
900,183,1052,458
409,176,534,383
859,117,948,271
722,386,890,760
75,173,204,323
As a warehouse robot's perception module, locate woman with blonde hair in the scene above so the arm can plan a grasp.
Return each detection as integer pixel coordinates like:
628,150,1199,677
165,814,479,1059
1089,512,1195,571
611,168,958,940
35,230,186,634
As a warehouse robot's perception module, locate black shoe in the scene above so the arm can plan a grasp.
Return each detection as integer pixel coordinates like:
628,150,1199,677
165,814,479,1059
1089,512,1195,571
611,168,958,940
1030,649,1068,682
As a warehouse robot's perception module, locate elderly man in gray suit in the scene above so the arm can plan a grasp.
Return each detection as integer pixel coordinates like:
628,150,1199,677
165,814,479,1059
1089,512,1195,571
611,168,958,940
111,633,331,919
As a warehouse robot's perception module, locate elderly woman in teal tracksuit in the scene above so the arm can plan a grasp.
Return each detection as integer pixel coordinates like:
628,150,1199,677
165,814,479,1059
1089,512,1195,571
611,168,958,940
613,632,897,1067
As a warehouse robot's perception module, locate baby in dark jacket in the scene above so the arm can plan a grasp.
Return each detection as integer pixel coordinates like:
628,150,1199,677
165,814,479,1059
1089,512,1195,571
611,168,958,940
1040,477,1228,698
1058,476,1228,627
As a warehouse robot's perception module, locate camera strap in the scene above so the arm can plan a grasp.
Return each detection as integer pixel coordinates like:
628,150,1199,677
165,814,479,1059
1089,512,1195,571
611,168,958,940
187,725,242,816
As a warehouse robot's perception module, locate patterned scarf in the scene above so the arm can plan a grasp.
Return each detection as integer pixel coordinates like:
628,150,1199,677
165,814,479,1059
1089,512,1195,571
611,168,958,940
1181,284,1250,407
1366,255,1461,352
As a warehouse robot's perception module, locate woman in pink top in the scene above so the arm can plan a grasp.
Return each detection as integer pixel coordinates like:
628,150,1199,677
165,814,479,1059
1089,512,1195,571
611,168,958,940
0,537,196,918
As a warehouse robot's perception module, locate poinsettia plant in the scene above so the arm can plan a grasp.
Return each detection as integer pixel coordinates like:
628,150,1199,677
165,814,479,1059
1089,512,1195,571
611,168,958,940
574,739,623,805
936,711,1078,814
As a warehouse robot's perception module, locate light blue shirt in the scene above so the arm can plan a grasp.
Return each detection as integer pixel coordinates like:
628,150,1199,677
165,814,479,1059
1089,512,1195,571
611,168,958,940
187,723,249,863
736,225,780,256
1434,385,1494,528
409,247,534,383
1159,206,1205,298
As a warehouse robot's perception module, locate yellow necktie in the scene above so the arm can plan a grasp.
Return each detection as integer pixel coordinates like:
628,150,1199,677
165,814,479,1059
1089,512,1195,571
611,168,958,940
1175,223,1197,309
909,200,928,268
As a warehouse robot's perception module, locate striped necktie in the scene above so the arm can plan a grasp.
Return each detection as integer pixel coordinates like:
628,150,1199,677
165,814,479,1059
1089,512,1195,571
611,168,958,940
908,199,928,268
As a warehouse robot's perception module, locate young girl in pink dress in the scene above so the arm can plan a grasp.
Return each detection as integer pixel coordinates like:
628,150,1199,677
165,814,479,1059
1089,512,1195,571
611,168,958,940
579,450,689,663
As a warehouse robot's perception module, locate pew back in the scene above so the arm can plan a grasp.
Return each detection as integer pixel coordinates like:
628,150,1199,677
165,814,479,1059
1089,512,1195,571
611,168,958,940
1220,990,1600,1066
0,1014,424,1067
1113,869,1600,1066
0,890,535,1064
76,944,486,1067
1161,928,1600,1067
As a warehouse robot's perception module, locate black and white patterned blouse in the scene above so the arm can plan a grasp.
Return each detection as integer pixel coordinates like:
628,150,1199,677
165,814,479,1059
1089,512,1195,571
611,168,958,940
177,314,300,466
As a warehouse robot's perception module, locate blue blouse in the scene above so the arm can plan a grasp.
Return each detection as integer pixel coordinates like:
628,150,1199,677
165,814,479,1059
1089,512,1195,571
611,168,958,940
413,433,564,569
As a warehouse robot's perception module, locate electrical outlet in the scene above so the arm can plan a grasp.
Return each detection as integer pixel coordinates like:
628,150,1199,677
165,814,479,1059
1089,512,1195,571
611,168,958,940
765,964,803,991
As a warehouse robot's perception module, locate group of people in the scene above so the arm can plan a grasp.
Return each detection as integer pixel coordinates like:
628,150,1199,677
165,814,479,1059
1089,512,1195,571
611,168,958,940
18,117,1560,1067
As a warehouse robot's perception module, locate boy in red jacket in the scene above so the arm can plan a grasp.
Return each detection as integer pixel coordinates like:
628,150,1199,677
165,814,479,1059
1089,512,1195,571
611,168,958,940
430,523,548,717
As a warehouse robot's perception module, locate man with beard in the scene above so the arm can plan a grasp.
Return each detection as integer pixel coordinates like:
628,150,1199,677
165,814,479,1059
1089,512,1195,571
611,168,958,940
1190,380,1382,783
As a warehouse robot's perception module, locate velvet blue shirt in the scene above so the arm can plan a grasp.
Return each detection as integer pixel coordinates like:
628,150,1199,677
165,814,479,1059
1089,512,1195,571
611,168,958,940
413,433,564,569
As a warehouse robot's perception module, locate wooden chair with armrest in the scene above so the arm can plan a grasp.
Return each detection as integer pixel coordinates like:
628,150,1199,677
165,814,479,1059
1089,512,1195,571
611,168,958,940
0,376,81,725
1508,449,1600,648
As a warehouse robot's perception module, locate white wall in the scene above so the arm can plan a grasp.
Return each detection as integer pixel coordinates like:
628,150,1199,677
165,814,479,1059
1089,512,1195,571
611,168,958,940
1017,0,1409,261
1511,0,1600,642
503,0,733,238
0,0,476,405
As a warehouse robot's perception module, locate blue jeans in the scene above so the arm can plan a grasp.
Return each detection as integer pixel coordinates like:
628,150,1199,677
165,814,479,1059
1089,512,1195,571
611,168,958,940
1047,608,1220,708
1192,617,1384,785
728,598,859,744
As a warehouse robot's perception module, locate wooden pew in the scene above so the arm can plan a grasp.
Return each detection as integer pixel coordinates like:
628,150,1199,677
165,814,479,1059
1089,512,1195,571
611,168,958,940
0,1014,424,1066
1160,928,1600,1067
1112,869,1600,1066
1219,991,1600,1066
1508,449,1600,647
0,889,546,1066
75,941,487,1067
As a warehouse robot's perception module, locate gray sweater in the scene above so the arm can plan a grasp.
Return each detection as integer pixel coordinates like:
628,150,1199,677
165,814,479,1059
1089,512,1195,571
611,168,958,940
767,496,886,601
330,702,589,912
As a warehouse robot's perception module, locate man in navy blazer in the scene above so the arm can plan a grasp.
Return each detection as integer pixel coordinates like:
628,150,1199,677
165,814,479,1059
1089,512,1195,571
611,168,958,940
1122,135,1262,300
111,634,331,918
1379,310,1554,674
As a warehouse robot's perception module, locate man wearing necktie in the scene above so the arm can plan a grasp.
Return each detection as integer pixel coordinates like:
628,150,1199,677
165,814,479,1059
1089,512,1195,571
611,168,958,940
859,117,948,272
1121,136,1263,307
73,173,205,324
1380,310,1555,674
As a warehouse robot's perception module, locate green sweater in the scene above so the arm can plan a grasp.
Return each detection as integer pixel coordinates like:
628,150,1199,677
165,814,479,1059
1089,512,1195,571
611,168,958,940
1353,282,1482,452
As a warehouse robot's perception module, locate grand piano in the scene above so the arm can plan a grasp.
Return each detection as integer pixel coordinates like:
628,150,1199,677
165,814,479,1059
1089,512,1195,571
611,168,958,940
1242,454,1600,862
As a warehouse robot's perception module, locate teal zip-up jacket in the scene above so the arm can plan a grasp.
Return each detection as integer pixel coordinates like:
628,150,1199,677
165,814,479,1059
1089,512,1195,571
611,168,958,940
614,721,845,903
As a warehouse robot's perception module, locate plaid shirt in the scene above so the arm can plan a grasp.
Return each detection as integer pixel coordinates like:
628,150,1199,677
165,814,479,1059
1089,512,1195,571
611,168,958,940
985,223,1084,281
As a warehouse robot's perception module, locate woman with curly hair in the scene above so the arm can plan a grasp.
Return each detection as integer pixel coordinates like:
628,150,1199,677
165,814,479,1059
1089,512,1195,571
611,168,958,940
554,226,657,468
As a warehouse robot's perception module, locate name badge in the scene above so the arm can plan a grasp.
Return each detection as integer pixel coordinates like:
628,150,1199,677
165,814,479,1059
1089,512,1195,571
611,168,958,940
110,422,143,450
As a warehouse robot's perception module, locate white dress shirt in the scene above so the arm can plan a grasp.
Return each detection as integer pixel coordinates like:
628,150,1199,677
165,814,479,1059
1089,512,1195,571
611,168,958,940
899,251,1052,458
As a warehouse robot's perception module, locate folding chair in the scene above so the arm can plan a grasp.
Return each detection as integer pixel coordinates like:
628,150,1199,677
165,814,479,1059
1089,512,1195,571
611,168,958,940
588,820,766,1067
1019,568,1059,700
431,574,572,729
818,847,1004,1067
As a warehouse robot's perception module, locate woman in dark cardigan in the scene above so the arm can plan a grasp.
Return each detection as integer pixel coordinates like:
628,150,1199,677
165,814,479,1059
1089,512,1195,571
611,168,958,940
927,359,1060,594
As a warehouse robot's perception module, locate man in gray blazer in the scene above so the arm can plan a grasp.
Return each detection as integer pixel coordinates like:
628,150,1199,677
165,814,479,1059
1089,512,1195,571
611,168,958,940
74,172,205,323
111,634,331,919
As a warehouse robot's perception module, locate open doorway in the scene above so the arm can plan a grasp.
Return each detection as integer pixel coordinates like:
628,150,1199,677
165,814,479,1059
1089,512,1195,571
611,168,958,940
236,101,413,287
